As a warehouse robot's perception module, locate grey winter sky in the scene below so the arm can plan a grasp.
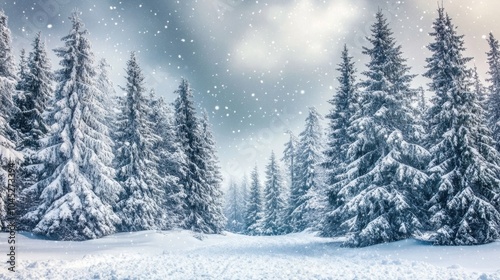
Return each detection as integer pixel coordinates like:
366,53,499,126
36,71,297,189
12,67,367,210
3,0,500,184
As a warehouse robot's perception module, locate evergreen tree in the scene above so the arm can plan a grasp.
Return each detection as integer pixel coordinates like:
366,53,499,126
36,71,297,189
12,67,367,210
245,165,263,235
12,32,52,152
224,179,244,232
331,11,429,247
486,32,500,151
322,46,359,236
0,9,22,231
22,13,120,240
13,33,54,227
173,79,225,233
262,152,286,235
114,52,165,231
425,8,500,245
288,107,324,232
281,131,297,233
149,90,185,228
199,111,226,232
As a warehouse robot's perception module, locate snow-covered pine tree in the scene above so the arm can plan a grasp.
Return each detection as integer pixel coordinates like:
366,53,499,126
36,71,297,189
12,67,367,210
245,165,263,235
173,79,225,233
198,110,226,232
282,130,298,188
13,32,54,228
114,52,165,231
0,9,22,231
261,151,287,235
281,130,298,233
240,173,249,215
224,179,244,232
148,90,185,228
486,32,500,151
321,46,359,237
22,12,121,240
288,107,324,233
332,11,429,247
425,8,500,245
12,32,53,153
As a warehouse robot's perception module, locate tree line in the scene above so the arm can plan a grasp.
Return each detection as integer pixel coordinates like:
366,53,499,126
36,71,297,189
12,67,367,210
224,7,500,247
0,11,225,240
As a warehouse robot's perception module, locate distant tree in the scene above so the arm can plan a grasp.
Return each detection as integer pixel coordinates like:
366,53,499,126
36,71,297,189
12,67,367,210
425,8,500,245
262,152,287,235
244,165,263,235
22,13,120,240
224,179,245,233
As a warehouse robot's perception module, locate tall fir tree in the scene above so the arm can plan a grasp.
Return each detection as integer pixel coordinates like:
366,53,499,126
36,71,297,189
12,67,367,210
281,130,298,233
173,79,225,233
149,90,185,227
424,8,500,245
245,165,263,235
330,11,429,247
288,107,324,232
199,110,226,231
13,33,54,227
0,9,22,231
262,151,287,235
22,13,121,240
322,46,359,236
486,32,500,151
114,52,166,231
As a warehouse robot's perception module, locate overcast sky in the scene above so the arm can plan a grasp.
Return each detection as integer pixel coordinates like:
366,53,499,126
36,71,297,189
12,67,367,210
3,0,500,184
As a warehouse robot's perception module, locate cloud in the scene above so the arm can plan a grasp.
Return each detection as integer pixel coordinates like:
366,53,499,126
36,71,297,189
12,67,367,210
232,0,362,70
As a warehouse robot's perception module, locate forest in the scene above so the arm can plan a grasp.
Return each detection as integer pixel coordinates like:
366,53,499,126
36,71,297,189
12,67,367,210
1,5,500,248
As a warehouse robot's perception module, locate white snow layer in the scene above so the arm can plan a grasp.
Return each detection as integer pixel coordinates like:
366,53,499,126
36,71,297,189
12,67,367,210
1,230,499,279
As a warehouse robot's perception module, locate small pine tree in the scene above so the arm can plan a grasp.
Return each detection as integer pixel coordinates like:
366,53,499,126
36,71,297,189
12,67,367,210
245,165,263,235
23,13,121,240
425,8,500,245
224,179,244,232
262,152,287,235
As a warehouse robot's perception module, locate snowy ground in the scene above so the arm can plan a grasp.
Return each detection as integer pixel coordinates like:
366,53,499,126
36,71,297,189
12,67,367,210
1,230,499,279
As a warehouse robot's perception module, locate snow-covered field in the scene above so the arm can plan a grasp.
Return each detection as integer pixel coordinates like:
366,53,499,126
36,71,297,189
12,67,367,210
1,230,499,279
